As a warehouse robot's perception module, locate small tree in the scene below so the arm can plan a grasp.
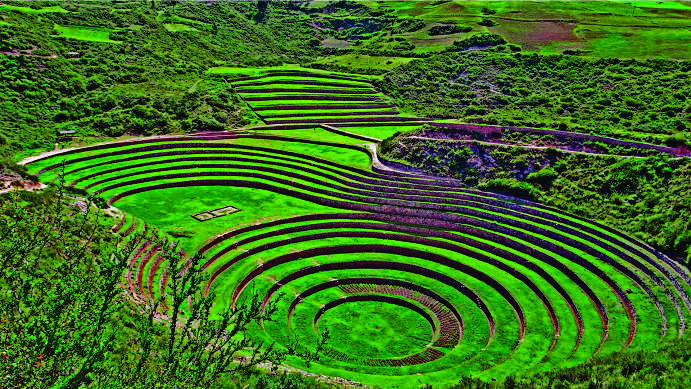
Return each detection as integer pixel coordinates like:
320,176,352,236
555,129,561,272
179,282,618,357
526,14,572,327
1,169,326,388
107,234,328,388
0,172,136,388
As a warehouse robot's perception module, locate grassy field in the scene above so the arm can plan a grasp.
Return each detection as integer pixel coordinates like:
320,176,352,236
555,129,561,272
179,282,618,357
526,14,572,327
53,24,120,43
573,24,691,58
254,127,376,145
233,75,372,87
318,300,433,359
208,65,378,81
332,125,417,140
311,54,416,72
0,4,68,14
308,0,691,62
163,23,198,32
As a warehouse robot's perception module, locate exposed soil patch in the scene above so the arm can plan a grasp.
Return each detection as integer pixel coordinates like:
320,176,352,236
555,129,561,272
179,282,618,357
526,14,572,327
491,20,584,51
0,170,45,194
322,37,351,48
414,126,658,157
0,45,57,58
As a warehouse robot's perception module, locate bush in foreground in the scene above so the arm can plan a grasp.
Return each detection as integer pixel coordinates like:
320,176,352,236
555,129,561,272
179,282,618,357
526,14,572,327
0,177,325,388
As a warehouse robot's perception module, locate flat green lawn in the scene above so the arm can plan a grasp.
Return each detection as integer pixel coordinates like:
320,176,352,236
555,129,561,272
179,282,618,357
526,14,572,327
334,124,423,140
319,300,433,359
250,99,388,107
575,25,691,59
0,4,68,13
238,87,375,94
208,65,377,81
248,97,384,105
610,0,691,9
238,86,374,93
113,185,341,254
242,91,382,99
265,114,399,121
53,24,120,43
256,128,375,145
163,23,198,32
233,75,372,87
229,137,372,169
260,107,395,116
311,54,415,72
345,0,691,59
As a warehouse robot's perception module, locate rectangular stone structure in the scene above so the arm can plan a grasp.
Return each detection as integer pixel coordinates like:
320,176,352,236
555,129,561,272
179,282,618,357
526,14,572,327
191,205,240,222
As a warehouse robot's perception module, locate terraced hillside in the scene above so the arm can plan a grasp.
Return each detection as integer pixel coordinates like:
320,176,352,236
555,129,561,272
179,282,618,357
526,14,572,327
215,68,426,130
23,127,691,387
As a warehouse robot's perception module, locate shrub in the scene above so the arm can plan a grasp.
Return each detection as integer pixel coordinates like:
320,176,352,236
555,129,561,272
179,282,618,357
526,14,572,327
663,133,689,147
527,167,559,187
392,18,425,33
478,18,499,27
32,48,51,56
429,24,472,36
379,133,399,154
478,178,540,200
447,146,473,173
447,33,506,51
619,109,634,120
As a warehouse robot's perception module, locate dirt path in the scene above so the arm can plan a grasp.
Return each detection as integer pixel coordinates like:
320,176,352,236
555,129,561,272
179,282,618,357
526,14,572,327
1,45,58,59
0,170,46,194
407,136,651,159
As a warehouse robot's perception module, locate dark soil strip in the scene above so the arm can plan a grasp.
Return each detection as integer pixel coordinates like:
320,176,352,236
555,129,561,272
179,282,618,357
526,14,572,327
252,103,396,111
337,121,428,127
234,80,372,88
238,88,375,95
265,117,424,124
227,71,368,83
136,244,160,300
243,95,380,102
261,111,398,119
147,254,163,300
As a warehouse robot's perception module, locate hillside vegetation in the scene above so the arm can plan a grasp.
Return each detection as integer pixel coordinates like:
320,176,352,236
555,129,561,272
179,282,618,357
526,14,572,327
0,0,322,156
377,51,691,145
